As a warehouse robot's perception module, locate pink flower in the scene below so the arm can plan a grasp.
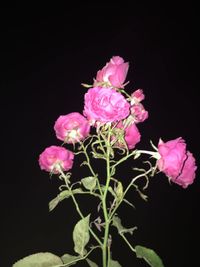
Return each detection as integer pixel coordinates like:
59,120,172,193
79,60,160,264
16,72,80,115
94,56,129,88
54,112,90,143
83,86,130,124
157,138,186,178
131,89,145,104
157,138,197,188
124,123,141,149
114,122,141,149
39,146,74,174
130,103,148,123
174,151,197,188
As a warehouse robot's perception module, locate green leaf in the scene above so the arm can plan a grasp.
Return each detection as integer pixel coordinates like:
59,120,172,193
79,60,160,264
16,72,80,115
112,215,137,235
61,253,81,266
110,259,122,267
12,252,62,267
49,190,71,211
81,83,93,88
115,181,123,202
91,151,106,160
132,184,148,201
81,176,97,191
108,186,116,198
135,245,165,267
49,196,60,211
133,151,141,159
123,198,135,209
49,189,84,211
73,214,90,256
86,258,99,267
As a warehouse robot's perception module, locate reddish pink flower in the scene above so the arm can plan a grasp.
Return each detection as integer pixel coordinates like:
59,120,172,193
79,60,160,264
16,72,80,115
131,89,145,104
124,123,141,149
39,146,74,174
130,103,148,123
114,122,141,149
157,138,197,188
54,112,90,143
174,151,197,188
94,56,129,88
83,86,130,124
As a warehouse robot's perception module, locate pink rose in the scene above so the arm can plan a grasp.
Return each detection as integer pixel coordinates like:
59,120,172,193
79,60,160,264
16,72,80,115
130,103,148,123
131,89,145,104
157,138,187,178
39,145,74,174
124,123,141,149
174,151,197,188
54,112,90,143
83,86,130,124
157,138,197,188
94,56,129,88
113,122,141,149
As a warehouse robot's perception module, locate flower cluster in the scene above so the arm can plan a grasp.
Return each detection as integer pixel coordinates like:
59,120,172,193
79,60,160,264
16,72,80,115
39,56,196,189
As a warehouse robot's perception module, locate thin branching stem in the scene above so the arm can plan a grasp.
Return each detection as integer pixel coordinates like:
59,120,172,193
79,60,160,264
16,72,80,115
109,168,152,221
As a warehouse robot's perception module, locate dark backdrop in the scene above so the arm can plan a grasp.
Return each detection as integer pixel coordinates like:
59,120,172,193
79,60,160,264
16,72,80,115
1,5,199,267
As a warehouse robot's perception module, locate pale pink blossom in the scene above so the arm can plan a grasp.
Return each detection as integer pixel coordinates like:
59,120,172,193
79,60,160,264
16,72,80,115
54,112,90,143
157,138,197,188
131,89,145,104
39,146,74,174
94,56,129,88
130,103,148,123
114,122,141,149
83,86,130,124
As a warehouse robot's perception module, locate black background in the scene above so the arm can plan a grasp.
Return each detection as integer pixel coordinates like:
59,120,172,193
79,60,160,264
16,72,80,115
1,5,199,267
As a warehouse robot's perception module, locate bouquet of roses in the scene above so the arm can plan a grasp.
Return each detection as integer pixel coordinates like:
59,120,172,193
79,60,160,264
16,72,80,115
13,56,197,267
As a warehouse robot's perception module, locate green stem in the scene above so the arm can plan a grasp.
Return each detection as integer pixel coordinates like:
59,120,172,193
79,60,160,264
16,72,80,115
97,132,107,156
102,126,112,267
59,245,101,267
102,218,110,267
111,149,159,171
119,89,131,98
111,150,136,170
109,168,152,221
59,169,103,247
123,168,152,197
119,233,136,253
81,143,96,177
107,241,111,266
82,142,104,197
72,190,101,198
136,149,160,158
